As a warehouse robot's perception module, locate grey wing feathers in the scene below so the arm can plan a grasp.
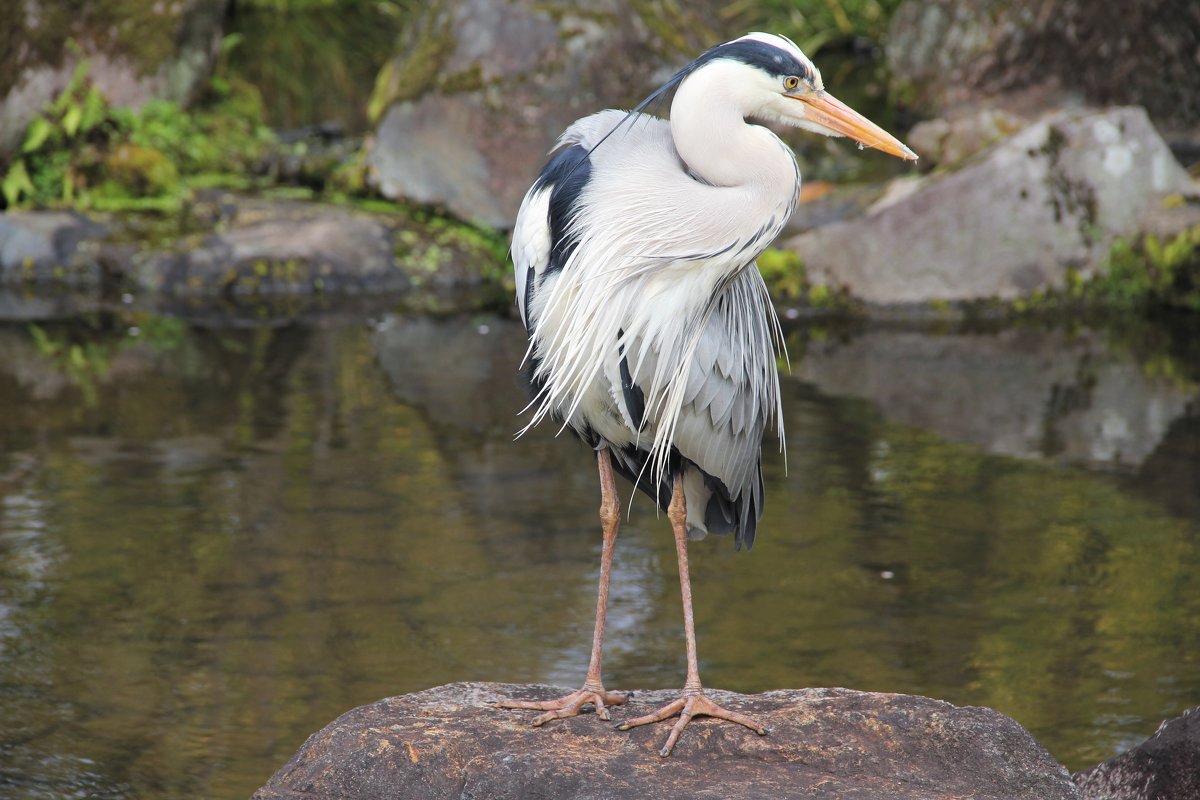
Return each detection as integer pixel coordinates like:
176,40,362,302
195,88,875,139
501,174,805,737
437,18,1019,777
628,300,769,549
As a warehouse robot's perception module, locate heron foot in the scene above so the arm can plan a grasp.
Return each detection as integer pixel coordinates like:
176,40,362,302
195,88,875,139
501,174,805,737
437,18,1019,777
494,685,628,726
615,690,767,757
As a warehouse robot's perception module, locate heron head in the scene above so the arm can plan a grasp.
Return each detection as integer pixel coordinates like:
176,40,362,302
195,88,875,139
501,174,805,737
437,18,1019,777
684,33,917,161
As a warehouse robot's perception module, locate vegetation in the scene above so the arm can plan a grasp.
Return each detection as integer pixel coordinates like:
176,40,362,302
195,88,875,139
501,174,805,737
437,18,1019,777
757,247,859,313
1087,225,1200,311
1,48,272,213
732,0,908,53
1009,224,1200,315
226,0,408,133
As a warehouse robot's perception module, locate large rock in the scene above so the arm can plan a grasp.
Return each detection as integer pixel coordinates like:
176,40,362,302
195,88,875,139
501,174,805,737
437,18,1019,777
0,1,230,154
887,0,1200,133
784,106,1196,306
364,1,696,228
0,196,508,305
254,682,1080,800
128,200,405,297
1074,706,1200,800
0,210,107,285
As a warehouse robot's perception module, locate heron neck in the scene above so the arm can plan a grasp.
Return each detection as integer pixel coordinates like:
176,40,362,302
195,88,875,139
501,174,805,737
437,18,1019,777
670,83,796,197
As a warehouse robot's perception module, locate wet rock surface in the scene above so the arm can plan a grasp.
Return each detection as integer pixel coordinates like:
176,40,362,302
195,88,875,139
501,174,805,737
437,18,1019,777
128,200,404,297
253,681,1080,800
0,211,108,286
1074,706,1200,800
0,194,506,308
785,107,1196,306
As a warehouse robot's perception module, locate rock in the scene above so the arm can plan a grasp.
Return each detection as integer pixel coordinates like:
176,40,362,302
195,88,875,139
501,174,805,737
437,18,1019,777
0,195,508,306
0,0,230,154
1074,706,1200,800
906,108,1028,168
254,681,1080,800
784,106,1196,306
887,0,1200,132
364,1,702,228
0,210,107,285
130,201,405,296
791,327,1198,468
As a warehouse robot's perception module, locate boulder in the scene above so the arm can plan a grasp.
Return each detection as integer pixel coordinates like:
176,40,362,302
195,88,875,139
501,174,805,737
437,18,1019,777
1074,706,1200,800
784,106,1196,306
0,210,107,285
128,200,405,296
0,0,229,154
906,108,1028,168
254,681,1081,800
0,195,509,305
887,0,1200,134
364,1,696,228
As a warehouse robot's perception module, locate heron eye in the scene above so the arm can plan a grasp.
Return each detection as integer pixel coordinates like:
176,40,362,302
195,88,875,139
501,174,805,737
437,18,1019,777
783,76,801,91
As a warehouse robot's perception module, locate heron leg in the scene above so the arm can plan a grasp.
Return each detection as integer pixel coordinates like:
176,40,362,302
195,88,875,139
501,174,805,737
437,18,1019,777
615,477,767,756
494,446,627,724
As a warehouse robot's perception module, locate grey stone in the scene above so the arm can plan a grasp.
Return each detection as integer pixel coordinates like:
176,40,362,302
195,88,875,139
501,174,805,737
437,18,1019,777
364,0,682,228
906,108,1028,168
254,682,1080,800
128,201,404,296
1074,706,1200,800
0,194,508,304
887,0,1200,132
784,107,1196,306
0,211,106,285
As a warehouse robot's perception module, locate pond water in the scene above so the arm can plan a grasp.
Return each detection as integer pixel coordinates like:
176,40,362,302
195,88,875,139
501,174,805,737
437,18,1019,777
1,305,1198,799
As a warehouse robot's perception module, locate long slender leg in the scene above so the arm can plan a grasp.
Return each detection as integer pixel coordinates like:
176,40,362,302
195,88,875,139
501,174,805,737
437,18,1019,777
495,447,627,723
616,476,766,756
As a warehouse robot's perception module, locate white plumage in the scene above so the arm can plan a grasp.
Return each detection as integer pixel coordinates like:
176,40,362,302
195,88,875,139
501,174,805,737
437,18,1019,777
500,31,915,757
516,106,791,543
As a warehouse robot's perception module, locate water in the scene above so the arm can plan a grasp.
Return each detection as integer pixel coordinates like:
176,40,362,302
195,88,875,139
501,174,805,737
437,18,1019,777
0,307,1198,798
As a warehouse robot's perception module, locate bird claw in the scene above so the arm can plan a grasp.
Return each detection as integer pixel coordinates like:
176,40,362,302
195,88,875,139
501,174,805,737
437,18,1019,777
494,686,628,726
615,691,767,757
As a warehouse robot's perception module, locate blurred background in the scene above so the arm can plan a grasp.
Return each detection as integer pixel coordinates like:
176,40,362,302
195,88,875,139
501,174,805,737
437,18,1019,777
1,1,1198,798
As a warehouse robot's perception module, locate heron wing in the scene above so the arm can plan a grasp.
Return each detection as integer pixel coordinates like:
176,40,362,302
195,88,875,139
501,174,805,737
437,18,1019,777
625,272,774,549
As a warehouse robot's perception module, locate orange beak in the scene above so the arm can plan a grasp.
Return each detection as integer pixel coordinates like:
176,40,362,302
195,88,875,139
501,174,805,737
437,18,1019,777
790,91,917,161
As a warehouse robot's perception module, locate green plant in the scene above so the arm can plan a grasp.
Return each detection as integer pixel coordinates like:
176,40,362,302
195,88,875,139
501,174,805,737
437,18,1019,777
2,46,273,212
723,0,907,54
1090,227,1200,310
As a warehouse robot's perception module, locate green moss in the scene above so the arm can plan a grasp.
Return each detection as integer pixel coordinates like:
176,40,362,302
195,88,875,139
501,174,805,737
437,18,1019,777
367,0,453,122
756,246,858,312
101,143,179,195
757,247,808,301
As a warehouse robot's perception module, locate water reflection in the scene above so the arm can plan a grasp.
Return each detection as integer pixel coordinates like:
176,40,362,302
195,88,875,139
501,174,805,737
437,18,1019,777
0,310,1197,798
793,326,1198,467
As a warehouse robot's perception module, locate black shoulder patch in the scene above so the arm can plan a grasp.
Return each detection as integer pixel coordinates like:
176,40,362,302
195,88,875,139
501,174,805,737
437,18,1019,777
535,144,592,276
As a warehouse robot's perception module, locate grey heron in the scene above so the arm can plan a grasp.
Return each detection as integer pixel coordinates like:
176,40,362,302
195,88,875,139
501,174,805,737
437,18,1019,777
498,32,915,756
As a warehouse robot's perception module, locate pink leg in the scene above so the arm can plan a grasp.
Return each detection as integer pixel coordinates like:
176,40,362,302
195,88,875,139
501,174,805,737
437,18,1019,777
495,447,627,723
616,477,766,756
